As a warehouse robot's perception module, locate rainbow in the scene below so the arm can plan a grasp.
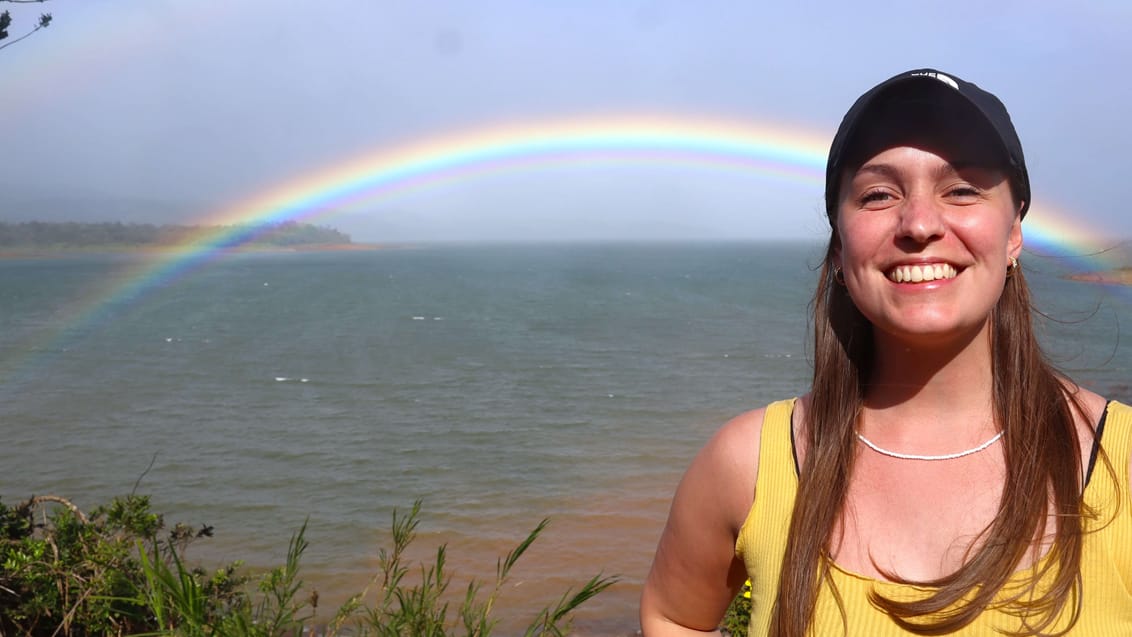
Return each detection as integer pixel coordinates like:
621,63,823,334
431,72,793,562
194,114,830,225
5,113,1128,385
157,113,1118,265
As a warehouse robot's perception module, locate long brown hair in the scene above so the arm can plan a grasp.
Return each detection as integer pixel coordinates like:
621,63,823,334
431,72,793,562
769,238,1094,636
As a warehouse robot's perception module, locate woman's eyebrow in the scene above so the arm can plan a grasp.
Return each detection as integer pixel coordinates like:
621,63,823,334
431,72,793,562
933,160,1005,184
854,160,998,179
851,163,902,182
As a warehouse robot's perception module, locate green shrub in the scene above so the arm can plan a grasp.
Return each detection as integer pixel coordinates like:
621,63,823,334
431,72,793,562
0,494,172,636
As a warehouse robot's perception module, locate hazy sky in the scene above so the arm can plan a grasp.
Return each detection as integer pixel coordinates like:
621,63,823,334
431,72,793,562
2,1,1130,242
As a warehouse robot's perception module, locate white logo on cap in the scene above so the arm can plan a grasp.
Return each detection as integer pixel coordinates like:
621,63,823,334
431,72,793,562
910,71,959,90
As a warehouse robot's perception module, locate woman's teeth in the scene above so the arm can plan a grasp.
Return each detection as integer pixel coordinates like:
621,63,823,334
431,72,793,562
888,263,958,283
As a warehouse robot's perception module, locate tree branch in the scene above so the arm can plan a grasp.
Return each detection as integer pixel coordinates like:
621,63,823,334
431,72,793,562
131,452,159,497
0,1,51,51
23,494,89,525
0,19,44,50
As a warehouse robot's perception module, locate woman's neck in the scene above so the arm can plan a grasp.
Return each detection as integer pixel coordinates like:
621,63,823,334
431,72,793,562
862,323,997,431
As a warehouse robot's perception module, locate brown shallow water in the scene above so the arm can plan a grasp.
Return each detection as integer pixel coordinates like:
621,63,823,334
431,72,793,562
188,468,685,636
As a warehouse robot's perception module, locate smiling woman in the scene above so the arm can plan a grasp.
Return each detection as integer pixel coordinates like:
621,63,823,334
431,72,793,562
640,69,1132,636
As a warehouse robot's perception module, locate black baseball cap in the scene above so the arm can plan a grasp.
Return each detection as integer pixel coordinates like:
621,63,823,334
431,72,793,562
824,68,1030,222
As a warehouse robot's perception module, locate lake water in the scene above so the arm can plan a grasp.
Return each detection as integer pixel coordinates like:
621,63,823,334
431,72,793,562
1,242,1129,635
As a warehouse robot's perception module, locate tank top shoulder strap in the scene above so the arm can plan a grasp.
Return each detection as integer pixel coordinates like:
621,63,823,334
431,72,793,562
735,398,799,633
1089,401,1132,505
1088,400,1132,595
758,398,801,486
1099,401,1132,482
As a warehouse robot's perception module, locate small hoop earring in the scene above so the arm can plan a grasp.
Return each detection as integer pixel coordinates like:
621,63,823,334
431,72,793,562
1006,256,1019,277
833,267,845,285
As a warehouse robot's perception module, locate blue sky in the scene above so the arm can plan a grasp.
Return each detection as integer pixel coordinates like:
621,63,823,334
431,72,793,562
2,1,1130,242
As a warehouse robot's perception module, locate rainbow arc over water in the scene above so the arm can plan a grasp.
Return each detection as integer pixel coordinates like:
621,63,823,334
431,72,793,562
6,113,1128,382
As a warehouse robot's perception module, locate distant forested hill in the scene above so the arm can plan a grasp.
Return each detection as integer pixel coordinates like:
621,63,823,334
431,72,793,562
0,220,351,248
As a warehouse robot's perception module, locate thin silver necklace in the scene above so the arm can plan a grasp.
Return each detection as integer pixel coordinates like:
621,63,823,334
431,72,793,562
855,430,1004,461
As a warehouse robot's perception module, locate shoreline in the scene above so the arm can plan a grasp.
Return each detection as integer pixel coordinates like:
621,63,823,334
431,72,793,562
1063,268,1132,286
0,243,393,260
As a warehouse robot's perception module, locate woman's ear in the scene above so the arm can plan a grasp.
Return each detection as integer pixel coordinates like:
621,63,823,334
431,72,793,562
1008,206,1024,260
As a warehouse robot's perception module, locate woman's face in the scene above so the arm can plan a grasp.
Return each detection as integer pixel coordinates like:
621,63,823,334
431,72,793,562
833,113,1023,349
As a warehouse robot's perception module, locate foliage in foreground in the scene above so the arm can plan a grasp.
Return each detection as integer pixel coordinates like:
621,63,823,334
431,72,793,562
0,494,616,636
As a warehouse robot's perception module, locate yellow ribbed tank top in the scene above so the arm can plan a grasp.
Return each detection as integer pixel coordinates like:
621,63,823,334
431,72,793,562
735,399,1132,635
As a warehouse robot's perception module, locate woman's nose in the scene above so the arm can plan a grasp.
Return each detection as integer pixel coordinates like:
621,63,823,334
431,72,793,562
897,192,946,243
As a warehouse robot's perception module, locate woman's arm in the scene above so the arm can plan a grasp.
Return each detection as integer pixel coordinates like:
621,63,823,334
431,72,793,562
640,407,765,635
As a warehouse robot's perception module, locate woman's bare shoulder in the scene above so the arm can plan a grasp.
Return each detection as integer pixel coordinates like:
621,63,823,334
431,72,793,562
688,398,803,530
698,405,773,480
1064,382,1109,445
711,405,769,456
1067,383,1108,424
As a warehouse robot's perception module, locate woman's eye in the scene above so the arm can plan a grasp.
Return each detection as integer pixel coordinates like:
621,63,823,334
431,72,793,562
947,186,981,199
859,190,892,205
